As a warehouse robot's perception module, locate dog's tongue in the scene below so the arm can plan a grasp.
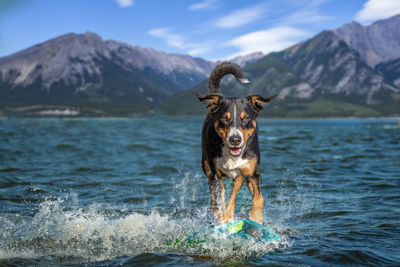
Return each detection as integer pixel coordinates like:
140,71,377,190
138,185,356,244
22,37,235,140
230,147,241,155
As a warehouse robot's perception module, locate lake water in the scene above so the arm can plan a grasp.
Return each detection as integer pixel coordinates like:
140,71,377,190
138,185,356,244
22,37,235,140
0,116,399,266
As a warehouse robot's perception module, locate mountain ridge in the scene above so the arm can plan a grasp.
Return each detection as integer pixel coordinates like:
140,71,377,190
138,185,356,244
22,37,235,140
0,31,216,94
0,31,264,116
333,14,400,68
161,21,400,117
1,14,400,117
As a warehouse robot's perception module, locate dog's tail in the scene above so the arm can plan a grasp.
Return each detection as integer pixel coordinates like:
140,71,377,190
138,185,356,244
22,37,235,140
208,61,249,94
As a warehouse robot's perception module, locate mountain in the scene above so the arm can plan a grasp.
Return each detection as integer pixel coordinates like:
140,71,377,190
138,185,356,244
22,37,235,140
161,23,400,117
1,15,400,117
0,31,264,115
333,14,400,105
228,52,264,67
376,58,400,87
277,31,397,105
333,14,400,68
0,32,215,114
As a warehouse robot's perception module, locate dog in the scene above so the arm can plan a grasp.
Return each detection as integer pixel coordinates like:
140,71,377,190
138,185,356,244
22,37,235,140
194,62,276,225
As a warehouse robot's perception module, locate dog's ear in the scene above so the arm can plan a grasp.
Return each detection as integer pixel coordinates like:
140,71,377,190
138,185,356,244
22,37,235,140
247,94,277,113
193,92,223,113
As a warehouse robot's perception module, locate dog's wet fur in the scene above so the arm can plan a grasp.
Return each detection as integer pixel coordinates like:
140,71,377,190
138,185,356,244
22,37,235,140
194,61,276,225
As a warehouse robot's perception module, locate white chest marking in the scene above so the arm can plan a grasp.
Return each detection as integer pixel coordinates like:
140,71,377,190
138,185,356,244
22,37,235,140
216,153,249,179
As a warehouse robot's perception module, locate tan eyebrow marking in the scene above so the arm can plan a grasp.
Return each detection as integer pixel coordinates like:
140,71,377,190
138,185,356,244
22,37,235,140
240,112,247,119
214,121,231,140
225,112,231,120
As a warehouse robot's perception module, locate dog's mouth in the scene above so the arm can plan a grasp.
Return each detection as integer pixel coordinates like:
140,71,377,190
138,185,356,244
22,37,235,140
229,146,242,156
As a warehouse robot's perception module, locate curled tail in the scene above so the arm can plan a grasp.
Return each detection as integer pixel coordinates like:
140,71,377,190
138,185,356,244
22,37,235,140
208,61,249,94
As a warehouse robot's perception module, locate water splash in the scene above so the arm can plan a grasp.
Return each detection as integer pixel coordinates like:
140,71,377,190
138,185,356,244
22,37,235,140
0,168,322,264
0,196,286,263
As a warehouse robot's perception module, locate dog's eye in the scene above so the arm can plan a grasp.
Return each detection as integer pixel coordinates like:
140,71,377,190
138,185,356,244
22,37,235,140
242,116,250,123
221,114,229,123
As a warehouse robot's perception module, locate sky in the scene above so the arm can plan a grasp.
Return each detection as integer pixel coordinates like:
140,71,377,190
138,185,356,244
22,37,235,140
1,0,400,61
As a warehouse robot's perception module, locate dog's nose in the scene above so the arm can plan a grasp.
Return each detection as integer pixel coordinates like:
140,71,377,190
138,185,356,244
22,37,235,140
229,135,242,146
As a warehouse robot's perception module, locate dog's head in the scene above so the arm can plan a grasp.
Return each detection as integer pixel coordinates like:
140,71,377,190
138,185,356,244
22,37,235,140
194,92,276,157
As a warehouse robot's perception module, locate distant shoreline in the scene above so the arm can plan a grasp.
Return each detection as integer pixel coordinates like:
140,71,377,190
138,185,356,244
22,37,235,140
1,112,399,121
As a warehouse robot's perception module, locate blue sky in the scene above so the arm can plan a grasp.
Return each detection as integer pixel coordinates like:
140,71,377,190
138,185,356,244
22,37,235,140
1,0,400,60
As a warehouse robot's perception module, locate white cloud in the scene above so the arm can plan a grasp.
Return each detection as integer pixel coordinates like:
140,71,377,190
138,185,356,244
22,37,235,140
281,9,331,25
148,28,186,49
225,27,309,58
278,0,331,26
187,46,210,56
189,0,217,11
114,0,134,8
355,0,400,23
148,28,211,56
214,4,267,28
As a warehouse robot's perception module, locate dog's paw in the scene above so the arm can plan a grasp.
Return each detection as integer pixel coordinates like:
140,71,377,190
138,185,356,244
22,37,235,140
220,214,234,224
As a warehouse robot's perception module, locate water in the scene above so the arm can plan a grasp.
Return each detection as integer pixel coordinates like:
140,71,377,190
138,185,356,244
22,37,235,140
0,116,399,266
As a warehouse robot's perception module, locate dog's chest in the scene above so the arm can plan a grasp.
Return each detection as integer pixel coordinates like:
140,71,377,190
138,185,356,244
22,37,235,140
216,155,249,178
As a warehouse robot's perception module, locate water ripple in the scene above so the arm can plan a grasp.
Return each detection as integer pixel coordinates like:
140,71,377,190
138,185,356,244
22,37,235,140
0,117,399,265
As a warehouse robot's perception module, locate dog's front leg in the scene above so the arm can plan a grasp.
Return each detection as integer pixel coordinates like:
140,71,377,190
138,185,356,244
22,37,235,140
208,175,226,224
239,158,264,223
222,175,243,223
247,173,264,224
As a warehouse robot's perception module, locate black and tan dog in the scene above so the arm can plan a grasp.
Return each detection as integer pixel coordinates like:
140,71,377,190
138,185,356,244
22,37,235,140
194,62,276,225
